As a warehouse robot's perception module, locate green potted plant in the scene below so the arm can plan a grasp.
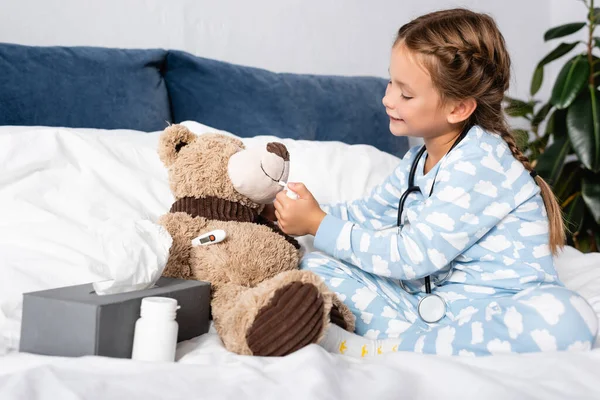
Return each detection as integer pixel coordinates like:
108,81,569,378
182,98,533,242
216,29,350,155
504,0,600,252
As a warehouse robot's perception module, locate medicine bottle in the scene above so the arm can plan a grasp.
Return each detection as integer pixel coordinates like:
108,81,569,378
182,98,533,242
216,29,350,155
131,297,179,362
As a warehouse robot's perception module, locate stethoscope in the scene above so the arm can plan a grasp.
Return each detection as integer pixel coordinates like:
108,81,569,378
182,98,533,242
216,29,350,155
396,124,470,324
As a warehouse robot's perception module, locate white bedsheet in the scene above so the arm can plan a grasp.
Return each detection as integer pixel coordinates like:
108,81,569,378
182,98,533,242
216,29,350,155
1,325,600,400
1,125,600,400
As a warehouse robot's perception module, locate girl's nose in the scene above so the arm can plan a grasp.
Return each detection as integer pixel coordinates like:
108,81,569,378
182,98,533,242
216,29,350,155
382,92,393,110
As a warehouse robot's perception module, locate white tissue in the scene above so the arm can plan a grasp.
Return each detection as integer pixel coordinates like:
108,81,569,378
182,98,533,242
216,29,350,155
90,219,173,295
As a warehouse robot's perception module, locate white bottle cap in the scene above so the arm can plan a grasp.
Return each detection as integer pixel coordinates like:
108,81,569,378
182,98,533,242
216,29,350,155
140,297,180,320
277,181,299,199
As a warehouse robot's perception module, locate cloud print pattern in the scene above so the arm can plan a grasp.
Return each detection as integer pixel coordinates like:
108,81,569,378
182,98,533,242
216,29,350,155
302,126,598,356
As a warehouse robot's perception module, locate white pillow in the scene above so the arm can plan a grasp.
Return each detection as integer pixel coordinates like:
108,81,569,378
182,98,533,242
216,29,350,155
180,121,402,205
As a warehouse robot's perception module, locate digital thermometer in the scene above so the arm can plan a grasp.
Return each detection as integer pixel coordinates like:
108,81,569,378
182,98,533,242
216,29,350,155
191,230,227,246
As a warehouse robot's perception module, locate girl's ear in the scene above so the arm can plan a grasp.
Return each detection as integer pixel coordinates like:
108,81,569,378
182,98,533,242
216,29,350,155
447,98,477,125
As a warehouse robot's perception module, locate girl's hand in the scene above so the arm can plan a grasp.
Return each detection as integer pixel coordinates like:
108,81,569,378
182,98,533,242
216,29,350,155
274,182,326,236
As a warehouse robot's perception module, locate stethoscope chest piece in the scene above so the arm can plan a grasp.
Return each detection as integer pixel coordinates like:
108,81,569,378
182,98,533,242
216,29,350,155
417,294,446,324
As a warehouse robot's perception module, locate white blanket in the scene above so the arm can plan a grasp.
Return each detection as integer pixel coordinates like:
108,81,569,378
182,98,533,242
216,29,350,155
1,125,600,399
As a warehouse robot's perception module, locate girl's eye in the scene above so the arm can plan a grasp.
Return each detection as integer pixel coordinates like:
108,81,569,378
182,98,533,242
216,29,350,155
401,94,413,100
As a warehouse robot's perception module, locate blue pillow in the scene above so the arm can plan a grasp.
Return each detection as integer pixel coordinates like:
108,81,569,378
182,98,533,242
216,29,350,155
164,51,407,156
0,43,171,132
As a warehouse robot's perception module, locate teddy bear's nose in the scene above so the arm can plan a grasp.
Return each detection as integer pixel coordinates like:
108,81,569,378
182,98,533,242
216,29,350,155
266,142,289,161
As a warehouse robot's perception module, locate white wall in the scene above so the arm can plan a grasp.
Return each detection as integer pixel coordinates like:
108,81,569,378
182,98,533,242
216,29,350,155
0,0,579,101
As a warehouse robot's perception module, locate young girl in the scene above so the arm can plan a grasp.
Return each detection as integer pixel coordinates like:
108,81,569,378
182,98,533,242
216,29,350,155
272,8,598,356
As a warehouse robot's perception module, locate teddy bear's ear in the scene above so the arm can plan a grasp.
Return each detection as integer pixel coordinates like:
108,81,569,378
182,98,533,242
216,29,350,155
158,124,197,167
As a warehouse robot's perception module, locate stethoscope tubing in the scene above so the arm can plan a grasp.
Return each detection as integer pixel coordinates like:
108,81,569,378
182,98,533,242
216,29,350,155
396,125,471,296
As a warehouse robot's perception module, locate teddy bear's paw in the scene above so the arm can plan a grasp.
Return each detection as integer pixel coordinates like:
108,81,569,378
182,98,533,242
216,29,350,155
245,281,326,357
330,296,356,333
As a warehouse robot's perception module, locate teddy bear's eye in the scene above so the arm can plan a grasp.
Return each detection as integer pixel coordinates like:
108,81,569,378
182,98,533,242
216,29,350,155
175,141,187,153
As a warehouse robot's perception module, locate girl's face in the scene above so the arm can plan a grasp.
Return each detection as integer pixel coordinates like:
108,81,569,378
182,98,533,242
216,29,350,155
382,44,453,139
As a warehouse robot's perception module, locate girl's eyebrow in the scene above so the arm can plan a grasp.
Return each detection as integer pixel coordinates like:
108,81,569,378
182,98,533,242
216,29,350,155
388,68,414,92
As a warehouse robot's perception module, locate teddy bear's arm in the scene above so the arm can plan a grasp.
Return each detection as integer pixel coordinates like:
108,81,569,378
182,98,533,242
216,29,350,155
158,212,209,279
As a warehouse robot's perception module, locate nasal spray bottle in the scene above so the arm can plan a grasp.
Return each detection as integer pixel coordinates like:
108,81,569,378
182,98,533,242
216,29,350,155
278,181,299,199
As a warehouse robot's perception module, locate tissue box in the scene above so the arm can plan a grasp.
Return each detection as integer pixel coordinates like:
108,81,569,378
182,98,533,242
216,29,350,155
19,277,211,359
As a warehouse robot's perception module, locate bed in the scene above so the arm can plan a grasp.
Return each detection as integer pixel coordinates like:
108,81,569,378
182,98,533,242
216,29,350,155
1,42,600,400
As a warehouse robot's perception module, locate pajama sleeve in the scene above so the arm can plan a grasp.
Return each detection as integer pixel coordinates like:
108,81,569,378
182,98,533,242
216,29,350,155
313,145,518,280
318,147,420,230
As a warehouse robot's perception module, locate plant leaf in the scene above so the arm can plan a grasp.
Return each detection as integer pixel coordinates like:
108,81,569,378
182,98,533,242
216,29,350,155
551,57,590,109
566,87,600,172
544,22,586,41
539,42,580,65
595,37,600,48
535,136,571,185
527,134,551,161
576,209,600,252
555,161,582,202
504,97,534,117
575,234,594,252
532,102,553,128
545,109,569,137
531,42,580,96
564,194,585,235
531,66,544,96
582,175,600,224
513,129,530,151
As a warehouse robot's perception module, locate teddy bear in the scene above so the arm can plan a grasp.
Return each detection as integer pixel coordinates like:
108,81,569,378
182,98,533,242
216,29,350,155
157,124,355,357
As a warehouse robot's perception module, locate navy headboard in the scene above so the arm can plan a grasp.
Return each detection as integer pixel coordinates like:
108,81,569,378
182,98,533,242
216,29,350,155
0,42,408,156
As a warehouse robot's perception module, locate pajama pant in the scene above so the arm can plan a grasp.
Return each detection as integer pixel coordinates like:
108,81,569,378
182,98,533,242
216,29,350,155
301,252,598,356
